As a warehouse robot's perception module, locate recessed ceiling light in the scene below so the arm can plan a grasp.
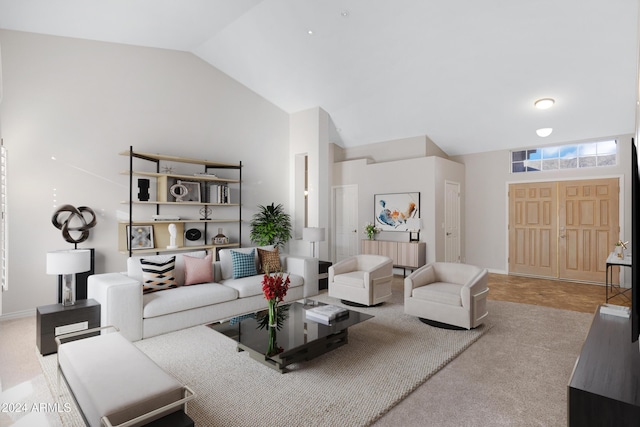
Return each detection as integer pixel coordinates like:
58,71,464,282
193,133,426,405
536,128,553,137
534,98,555,109
307,30,314,35
341,10,349,17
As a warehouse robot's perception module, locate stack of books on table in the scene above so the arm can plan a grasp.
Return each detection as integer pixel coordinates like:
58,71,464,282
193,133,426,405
305,305,349,325
600,304,631,318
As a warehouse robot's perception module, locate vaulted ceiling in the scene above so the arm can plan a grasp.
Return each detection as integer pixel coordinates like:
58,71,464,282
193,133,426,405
0,0,637,155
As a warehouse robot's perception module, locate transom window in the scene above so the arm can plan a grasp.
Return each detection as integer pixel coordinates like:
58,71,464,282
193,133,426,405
511,140,617,173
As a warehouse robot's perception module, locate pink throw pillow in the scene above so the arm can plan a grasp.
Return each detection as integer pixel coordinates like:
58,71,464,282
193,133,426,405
183,253,214,286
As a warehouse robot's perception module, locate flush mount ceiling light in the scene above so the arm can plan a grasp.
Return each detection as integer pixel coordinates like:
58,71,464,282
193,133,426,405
534,98,555,109
536,128,553,137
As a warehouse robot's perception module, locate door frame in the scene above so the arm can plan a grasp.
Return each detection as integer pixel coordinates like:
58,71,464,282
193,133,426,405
505,174,625,282
331,184,359,264
444,180,461,263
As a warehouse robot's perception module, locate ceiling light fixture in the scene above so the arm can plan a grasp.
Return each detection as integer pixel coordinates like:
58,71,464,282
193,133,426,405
307,30,314,35
536,128,553,137
341,10,349,17
534,98,555,109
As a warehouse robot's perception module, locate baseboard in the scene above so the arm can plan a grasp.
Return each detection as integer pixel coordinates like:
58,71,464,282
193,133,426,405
0,308,35,321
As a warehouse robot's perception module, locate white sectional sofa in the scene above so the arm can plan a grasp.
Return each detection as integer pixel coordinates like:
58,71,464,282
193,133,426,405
88,246,319,341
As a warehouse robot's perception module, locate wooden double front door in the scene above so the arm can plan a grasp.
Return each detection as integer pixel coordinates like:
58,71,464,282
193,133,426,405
508,178,619,283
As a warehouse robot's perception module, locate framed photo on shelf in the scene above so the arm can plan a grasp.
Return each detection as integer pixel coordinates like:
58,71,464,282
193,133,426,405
127,225,154,250
373,192,420,231
169,180,201,203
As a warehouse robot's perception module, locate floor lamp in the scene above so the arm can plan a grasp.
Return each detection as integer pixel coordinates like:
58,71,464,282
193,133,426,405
46,249,91,306
303,227,325,258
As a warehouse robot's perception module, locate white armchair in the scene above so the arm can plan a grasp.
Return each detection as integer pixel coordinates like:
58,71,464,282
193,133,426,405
328,254,393,306
404,262,489,329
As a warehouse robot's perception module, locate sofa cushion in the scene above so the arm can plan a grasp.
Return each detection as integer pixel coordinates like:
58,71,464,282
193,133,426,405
257,247,281,273
412,282,462,306
220,275,265,298
220,273,304,298
219,246,274,280
140,256,178,294
231,249,257,279
183,253,213,286
143,283,239,318
333,271,366,288
128,251,207,286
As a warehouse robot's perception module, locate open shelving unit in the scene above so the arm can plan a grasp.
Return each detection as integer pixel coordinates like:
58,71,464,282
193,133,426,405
119,147,242,256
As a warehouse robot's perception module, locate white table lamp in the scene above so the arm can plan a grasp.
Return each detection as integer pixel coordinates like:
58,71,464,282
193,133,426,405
406,218,422,242
46,249,91,306
303,227,325,258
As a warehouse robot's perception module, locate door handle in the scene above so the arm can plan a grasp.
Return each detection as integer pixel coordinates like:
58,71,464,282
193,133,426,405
446,232,451,236
353,229,357,233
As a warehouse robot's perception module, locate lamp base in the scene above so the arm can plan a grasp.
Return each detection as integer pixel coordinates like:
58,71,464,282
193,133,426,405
62,274,76,306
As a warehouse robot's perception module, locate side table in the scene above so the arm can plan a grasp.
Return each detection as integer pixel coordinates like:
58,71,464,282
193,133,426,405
36,299,101,356
319,260,332,290
605,252,632,303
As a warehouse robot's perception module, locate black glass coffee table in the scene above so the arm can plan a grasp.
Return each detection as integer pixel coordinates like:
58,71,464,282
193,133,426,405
209,300,373,373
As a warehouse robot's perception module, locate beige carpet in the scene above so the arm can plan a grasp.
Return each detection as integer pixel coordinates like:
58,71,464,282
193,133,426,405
37,288,490,427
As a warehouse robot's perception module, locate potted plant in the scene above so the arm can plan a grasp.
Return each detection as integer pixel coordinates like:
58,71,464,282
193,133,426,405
249,203,292,249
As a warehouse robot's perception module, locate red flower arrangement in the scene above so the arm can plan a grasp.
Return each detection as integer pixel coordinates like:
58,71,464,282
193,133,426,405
262,272,291,302
262,272,290,328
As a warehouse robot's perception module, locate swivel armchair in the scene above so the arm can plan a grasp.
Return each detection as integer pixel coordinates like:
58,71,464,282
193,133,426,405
328,254,393,306
404,262,489,329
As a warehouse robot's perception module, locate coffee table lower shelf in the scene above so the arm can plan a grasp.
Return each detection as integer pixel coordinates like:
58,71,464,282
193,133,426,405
238,329,348,373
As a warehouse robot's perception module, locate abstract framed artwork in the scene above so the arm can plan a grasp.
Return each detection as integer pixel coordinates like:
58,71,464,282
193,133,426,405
127,225,154,250
373,192,420,231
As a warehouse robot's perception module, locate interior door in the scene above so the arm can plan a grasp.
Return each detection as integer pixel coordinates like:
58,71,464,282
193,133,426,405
332,185,359,263
444,181,461,262
557,178,619,282
508,182,558,277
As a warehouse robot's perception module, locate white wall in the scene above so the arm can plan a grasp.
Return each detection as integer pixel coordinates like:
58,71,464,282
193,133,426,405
334,135,449,163
453,134,634,279
333,154,465,264
0,30,290,316
289,107,331,260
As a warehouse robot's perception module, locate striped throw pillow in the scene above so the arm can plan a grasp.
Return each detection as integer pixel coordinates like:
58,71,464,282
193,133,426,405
231,249,257,279
141,256,177,293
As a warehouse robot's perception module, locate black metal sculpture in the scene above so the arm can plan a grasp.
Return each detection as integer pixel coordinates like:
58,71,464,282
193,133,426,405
52,205,97,248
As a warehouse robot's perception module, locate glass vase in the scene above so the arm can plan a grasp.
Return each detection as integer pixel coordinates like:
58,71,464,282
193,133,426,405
266,326,278,357
268,299,278,328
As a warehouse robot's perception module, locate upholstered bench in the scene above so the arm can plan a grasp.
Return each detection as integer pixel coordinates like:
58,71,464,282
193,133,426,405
56,326,195,427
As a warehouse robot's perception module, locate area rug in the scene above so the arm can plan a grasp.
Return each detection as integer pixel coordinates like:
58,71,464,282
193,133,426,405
37,285,490,427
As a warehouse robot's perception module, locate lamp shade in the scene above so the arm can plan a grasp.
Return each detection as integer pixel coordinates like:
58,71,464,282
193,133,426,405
303,227,325,242
46,249,91,275
405,218,422,231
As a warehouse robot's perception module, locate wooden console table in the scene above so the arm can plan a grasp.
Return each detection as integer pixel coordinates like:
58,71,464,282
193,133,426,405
567,306,640,426
361,240,426,275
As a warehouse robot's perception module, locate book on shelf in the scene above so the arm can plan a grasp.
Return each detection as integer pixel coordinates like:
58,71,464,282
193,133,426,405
152,214,181,221
305,305,349,324
209,184,230,204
